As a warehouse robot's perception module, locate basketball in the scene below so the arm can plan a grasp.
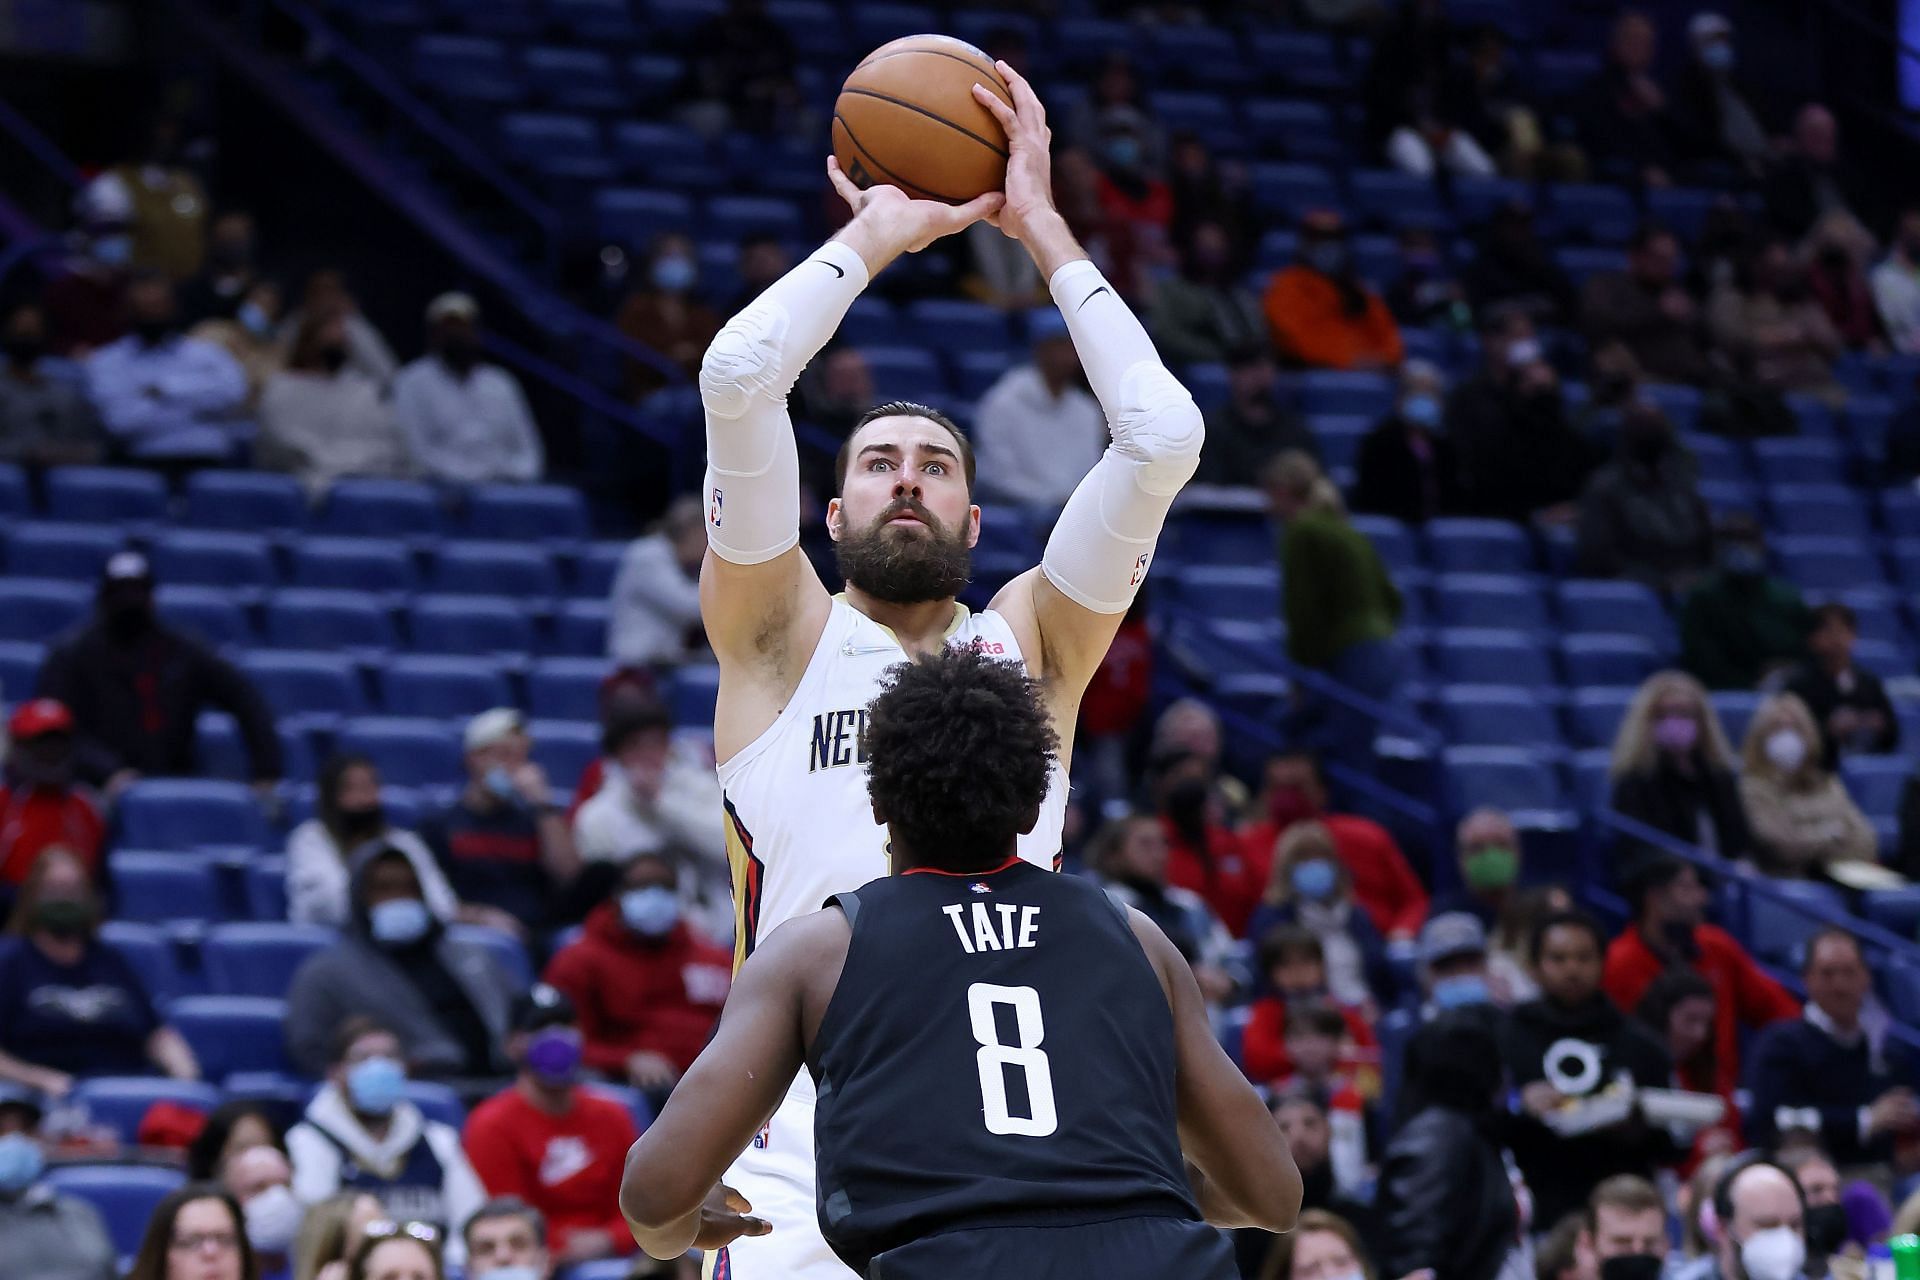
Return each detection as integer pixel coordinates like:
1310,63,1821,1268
832,35,1013,205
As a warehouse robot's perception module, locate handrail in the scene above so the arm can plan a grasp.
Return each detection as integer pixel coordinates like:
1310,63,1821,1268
0,95,82,189
481,330,680,449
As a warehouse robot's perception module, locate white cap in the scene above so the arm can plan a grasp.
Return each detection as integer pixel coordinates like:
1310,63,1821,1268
463,707,524,753
1689,12,1731,44
426,291,479,323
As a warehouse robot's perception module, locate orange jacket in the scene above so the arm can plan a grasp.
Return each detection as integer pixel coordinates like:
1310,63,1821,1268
1262,267,1405,370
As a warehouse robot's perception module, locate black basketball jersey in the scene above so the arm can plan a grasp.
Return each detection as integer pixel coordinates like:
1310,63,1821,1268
808,857,1199,1275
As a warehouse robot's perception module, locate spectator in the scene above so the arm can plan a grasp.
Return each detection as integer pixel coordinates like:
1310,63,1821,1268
1247,821,1396,1009
972,309,1108,510
279,271,397,389
1679,516,1813,690
1871,207,1920,354
1583,224,1718,386
90,117,208,280
683,0,802,137
225,1144,301,1278
1258,1207,1377,1280
1673,14,1773,179
259,305,409,495
1353,359,1465,524
287,755,461,930
0,1082,118,1280
39,552,282,790
961,218,1048,313
1504,911,1675,1226
571,705,724,888
1085,814,1239,1002
1264,212,1405,371
1166,135,1255,269
1574,402,1714,593
85,271,248,456
0,699,105,894
1197,348,1317,488
1069,52,1165,177
1775,1147,1865,1276
1384,227,1472,330
1579,11,1680,187
1489,884,1574,1006
179,210,261,325
1430,807,1523,929
462,1199,552,1279
1361,0,1455,162
616,234,719,401
726,234,791,315
1634,970,1740,1162
0,847,198,1091
1572,1176,1669,1280
1376,1012,1524,1280
291,1191,386,1280
1765,105,1866,242
348,1226,444,1280
1446,26,1555,180
1147,750,1259,938
1242,749,1430,941
391,294,543,485
1093,116,1176,302
1707,238,1843,395
608,496,705,670
1738,693,1877,878
541,852,732,1093
423,710,579,936
1804,213,1884,353
793,346,874,443
1148,697,1247,821
1242,924,1380,1085
284,845,516,1080
43,182,134,357
124,1184,254,1280
1447,311,1597,522
0,302,102,464
1383,45,1499,179
1150,221,1266,366
1075,592,1153,816
289,1018,485,1251
463,988,638,1266
1609,670,1753,863
1466,203,1577,327
1789,603,1899,768
1603,857,1799,1098
1269,1098,1374,1230
188,1099,285,1182
1572,340,1646,449
1415,912,1505,1013
191,279,287,406
1709,1160,1808,1280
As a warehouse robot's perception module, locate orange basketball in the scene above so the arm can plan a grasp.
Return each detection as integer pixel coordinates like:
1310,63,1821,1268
832,35,1013,204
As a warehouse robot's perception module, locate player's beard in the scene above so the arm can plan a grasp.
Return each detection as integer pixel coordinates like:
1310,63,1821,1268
835,498,971,604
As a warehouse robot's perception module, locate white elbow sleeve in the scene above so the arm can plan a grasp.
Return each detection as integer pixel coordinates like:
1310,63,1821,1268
1109,363,1205,495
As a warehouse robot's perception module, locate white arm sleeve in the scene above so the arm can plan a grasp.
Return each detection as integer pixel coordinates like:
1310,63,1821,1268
1040,260,1204,614
701,239,870,565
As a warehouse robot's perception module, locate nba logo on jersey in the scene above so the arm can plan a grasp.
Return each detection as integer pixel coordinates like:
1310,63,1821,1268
1130,551,1151,586
970,882,992,894
709,487,724,527
752,1119,771,1149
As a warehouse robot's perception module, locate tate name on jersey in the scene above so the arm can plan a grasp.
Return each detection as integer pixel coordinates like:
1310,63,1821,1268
943,902,1041,954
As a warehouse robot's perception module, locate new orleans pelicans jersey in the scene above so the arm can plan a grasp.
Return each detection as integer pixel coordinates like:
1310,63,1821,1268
707,594,1069,1279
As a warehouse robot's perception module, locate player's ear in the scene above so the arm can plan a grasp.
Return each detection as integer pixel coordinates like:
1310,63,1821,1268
966,503,981,549
826,496,844,542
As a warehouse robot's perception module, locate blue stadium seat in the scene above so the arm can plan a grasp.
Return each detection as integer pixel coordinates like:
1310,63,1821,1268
1559,634,1661,687
1450,177,1534,227
1424,519,1533,574
409,594,538,654
1768,484,1871,539
1442,745,1570,814
150,529,277,589
202,922,338,997
625,52,684,104
1775,537,1887,592
1242,100,1338,158
1148,90,1237,141
5,521,126,582
318,478,443,537
704,195,804,240
45,466,169,523
72,1079,224,1145
1566,686,1637,749
1310,416,1371,472
241,650,367,718
528,719,600,789
1432,574,1549,630
412,33,519,102
1145,25,1245,82
0,462,26,516
0,640,43,701
1729,878,1846,964
905,299,1012,355
1437,686,1566,750
528,657,612,720
1249,163,1340,222
572,541,628,597
183,471,306,532
1753,438,1845,485
1698,479,1761,519
0,579,89,642
120,780,270,851
1554,246,1630,286
668,664,720,727
98,920,189,1003
171,995,295,1080
431,541,561,597
1861,887,1920,937
1433,628,1557,688
1295,370,1395,418
1646,187,1716,240
765,0,846,56
1348,170,1446,231
289,537,417,592
109,851,225,922
1554,579,1672,650
1710,692,1765,748
608,123,706,174
380,655,513,718
550,601,609,655
1545,183,1639,244
245,855,289,921
42,1165,186,1260
458,0,543,37
1841,756,1910,821
859,346,949,403
447,923,534,989
1167,513,1274,568
1169,565,1282,621
464,484,591,542
1247,31,1346,95
553,0,641,41
1349,514,1418,573
595,188,695,246
522,47,623,111
1640,383,1702,432
337,717,463,787
1680,433,1749,485
264,589,396,651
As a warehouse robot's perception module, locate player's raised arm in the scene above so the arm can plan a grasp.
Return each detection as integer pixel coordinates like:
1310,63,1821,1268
972,65,1205,695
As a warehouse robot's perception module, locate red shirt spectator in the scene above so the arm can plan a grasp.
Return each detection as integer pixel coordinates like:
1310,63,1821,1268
1243,997,1377,1084
1079,608,1152,739
0,700,106,888
1154,751,1260,934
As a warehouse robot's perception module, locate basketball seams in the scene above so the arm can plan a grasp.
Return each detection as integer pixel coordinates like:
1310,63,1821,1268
853,44,1016,108
837,87,1010,159
831,114,948,202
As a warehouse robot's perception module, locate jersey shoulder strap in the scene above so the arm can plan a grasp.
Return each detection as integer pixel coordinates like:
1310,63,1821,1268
825,887,863,930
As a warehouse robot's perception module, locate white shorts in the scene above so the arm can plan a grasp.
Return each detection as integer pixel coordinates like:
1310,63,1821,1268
705,1090,858,1280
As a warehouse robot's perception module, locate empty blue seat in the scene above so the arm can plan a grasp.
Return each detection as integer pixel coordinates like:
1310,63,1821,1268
380,655,513,717
1546,183,1639,244
1554,579,1672,648
1171,566,1282,621
1841,755,1910,820
550,600,608,656
1148,90,1237,139
1680,433,1750,485
241,650,366,717
46,466,169,523
150,529,277,589
608,123,705,174
1731,878,1846,963
183,471,306,531
1425,519,1533,574
464,484,590,541
523,46,622,109
203,922,338,997
1881,489,1920,540
1753,437,1845,485
412,33,519,102
263,589,395,652
43,1164,187,1259
668,664,720,727
596,187,695,246
1566,686,1637,749
1442,745,1570,814
1349,170,1445,231
1451,176,1534,227
289,537,417,592
110,851,224,922
1646,186,1716,239
0,462,26,515
1861,887,1920,937
171,995,295,1080
1248,31,1346,94
1775,537,1886,592
765,0,845,55
0,639,43,701
859,346,949,403
6,521,126,582
1554,246,1630,285
99,920,189,1003
1438,686,1566,750
72,1079,224,1144
554,0,641,40
905,299,1011,354
528,657,611,720
1768,484,1870,538
704,195,803,240
338,717,462,788
1432,574,1549,630
446,923,533,989
120,779,270,851
1242,99,1337,157
1349,514,1418,573
1560,633,1661,686
319,478,443,537
409,594,538,654
572,542,628,598
1640,383,1702,431
0,579,89,642
1434,628,1557,687
246,855,290,920
1249,163,1341,222
432,542,560,596
1296,369,1395,418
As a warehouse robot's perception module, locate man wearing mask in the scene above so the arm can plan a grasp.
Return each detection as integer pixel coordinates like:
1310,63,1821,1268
0,1084,118,1280
973,308,1109,510
1151,749,1259,936
1447,309,1597,523
1200,346,1319,489
83,270,248,458
391,292,544,483
180,210,262,325
0,700,106,893
463,988,640,1269
1415,912,1504,1017
1091,120,1175,302
1778,1147,1856,1277
1710,1159,1808,1280
1679,515,1813,690
1582,224,1719,387
1871,207,1920,354
1354,358,1464,525
286,1016,487,1266
1572,1175,1667,1280
42,183,134,357
1263,210,1405,371
541,851,732,1096
464,1198,555,1280
616,233,719,400
1429,807,1522,928
1674,14,1772,179
0,303,103,464
1575,402,1715,594
223,1143,302,1280
38,553,283,795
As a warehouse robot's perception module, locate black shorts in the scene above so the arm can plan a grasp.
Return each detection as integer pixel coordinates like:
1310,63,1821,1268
866,1215,1237,1280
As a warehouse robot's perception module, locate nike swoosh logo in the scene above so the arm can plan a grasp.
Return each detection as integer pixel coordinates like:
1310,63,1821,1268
817,259,845,278
1076,286,1109,311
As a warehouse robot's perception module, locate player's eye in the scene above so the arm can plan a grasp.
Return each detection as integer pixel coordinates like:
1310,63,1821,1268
925,462,946,476
868,458,892,471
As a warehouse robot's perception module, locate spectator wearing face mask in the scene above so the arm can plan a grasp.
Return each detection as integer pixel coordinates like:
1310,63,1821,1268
1197,348,1318,489
1429,808,1523,929
1414,912,1506,1018
191,279,287,407
1583,225,1720,388
180,210,262,324
1708,239,1843,395
279,270,397,389
1147,748,1260,936
1778,1147,1874,1278
224,1144,302,1280
1680,517,1813,691
288,1018,486,1265
1354,359,1464,525
1247,822,1395,1011
1572,1176,1669,1280
1090,121,1176,301
1709,1160,1809,1280
1264,212,1404,371
43,182,135,357
0,1083,118,1280
1384,228,1472,330
1737,694,1876,879
284,845,516,1080
1446,311,1598,524
1151,220,1267,366
1673,15,1773,180
541,852,732,1095
616,234,718,401
1241,924,1380,1086
0,700,105,896
259,304,410,496
1789,604,1899,770
1086,814,1240,1004
1609,671,1753,864
391,293,543,485
463,989,638,1269
1575,402,1714,595
286,755,461,931
462,1198,554,1280
0,302,103,465
84,270,248,458
1872,207,1920,354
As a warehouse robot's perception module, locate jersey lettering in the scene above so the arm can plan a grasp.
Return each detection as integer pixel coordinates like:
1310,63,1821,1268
806,708,869,773
942,903,1041,954
967,983,1058,1137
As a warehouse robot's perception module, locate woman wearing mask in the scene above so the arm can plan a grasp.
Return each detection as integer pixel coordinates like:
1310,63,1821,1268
287,756,459,930
291,1191,385,1280
1609,671,1754,865
189,279,286,406
1258,1208,1376,1280
1247,821,1395,1009
0,848,199,1094
258,306,410,495
348,1223,443,1280
1354,359,1465,525
616,233,718,400
1737,693,1878,878
125,1183,257,1280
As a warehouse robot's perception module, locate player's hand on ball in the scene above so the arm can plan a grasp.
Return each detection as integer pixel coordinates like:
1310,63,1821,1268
694,1184,772,1249
971,60,1054,243
827,156,1003,255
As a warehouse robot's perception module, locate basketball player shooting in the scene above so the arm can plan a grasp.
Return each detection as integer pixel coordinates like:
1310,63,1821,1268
621,647,1299,1279
690,60,1207,1278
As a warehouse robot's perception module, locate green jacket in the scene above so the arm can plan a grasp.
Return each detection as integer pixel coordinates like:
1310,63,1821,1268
1280,509,1404,669
1678,571,1813,690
